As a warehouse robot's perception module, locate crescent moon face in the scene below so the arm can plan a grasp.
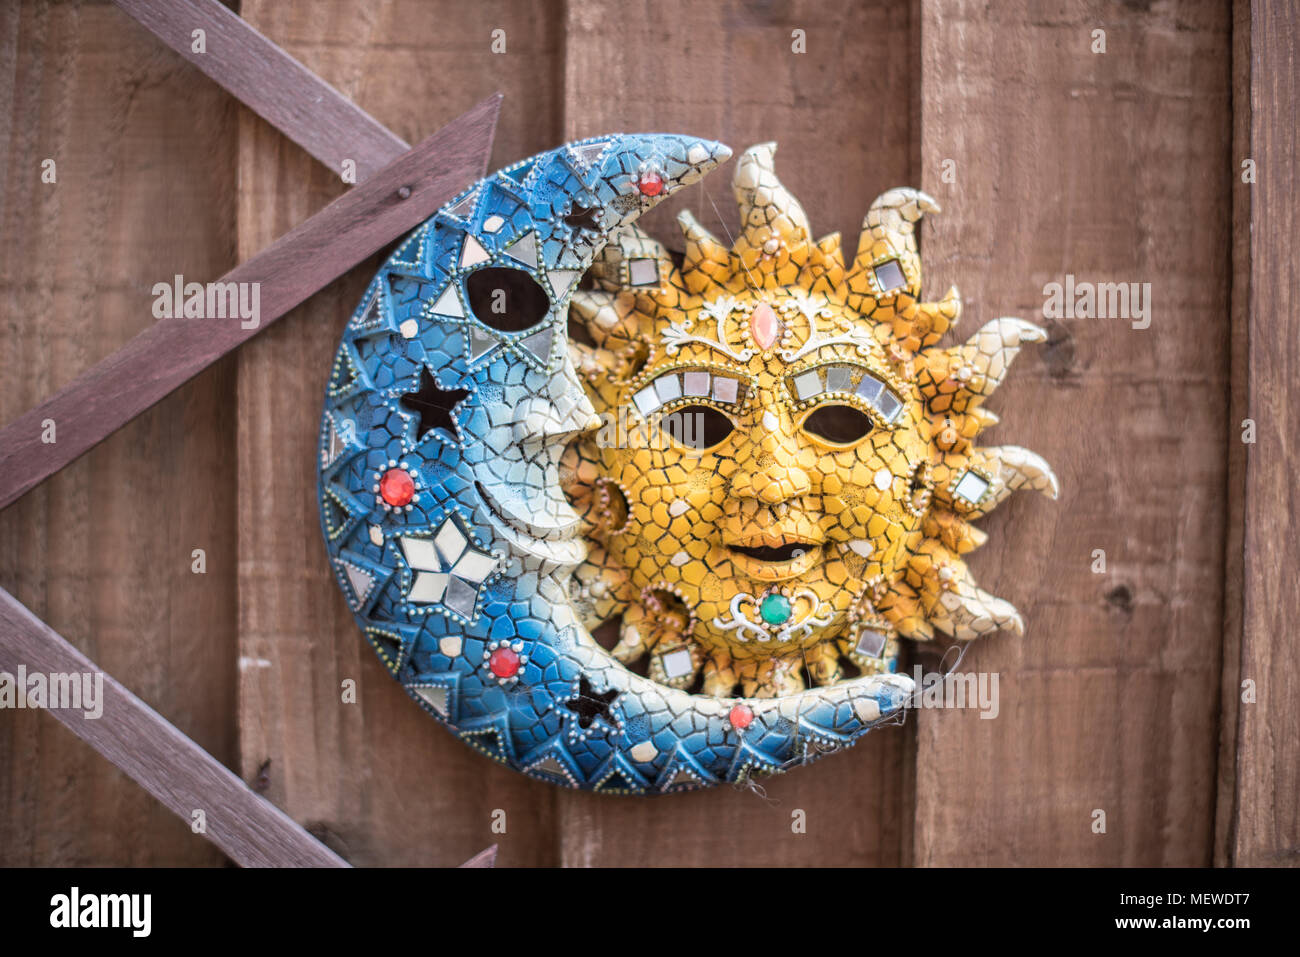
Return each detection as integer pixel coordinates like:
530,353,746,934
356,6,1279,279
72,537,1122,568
318,134,915,793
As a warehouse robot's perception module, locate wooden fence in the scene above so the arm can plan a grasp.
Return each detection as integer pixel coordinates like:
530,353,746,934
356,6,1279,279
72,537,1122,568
1,0,1294,867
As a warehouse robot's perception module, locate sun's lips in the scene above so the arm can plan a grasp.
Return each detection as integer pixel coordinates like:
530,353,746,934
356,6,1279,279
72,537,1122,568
728,541,819,563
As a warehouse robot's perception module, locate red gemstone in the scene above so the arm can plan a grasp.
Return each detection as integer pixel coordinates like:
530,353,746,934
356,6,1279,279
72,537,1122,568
379,468,415,507
728,704,754,730
489,647,520,679
636,171,664,196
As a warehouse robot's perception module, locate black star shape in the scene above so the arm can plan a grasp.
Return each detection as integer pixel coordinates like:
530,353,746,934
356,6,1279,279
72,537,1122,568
565,675,619,729
563,202,603,236
399,366,469,440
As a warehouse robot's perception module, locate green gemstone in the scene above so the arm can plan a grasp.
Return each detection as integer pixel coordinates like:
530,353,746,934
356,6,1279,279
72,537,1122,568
759,594,792,625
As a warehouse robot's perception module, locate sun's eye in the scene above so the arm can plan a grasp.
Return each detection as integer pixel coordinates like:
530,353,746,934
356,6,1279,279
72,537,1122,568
802,404,874,445
664,404,735,451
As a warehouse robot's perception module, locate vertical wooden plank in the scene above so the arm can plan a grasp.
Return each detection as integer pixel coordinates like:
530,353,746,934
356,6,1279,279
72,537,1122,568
1214,0,1252,869
0,0,237,865
1226,0,1299,866
558,0,917,866
915,1,1232,865
236,0,565,866
899,0,924,867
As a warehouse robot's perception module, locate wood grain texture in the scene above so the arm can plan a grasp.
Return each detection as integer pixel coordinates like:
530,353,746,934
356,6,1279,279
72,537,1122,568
0,588,348,867
0,94,500,511
0,0,237,866
914,0,1232,866
1215,0,1252,869
113,0,409,181
235,0,565,867
5,0,1264,868
1227,0,1299,866
558,0,918,867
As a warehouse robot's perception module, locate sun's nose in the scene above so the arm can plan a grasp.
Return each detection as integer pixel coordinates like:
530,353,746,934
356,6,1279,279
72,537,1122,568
731,466,812,505
728,398,813,504
731,435,813,504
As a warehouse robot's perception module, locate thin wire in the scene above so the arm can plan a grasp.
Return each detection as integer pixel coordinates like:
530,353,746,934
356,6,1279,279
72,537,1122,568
704,188,762,292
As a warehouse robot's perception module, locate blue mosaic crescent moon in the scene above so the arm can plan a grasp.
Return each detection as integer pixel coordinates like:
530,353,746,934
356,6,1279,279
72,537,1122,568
317,134,913,793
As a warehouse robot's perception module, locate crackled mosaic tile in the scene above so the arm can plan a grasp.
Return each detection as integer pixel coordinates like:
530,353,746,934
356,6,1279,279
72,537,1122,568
317,135,1056,793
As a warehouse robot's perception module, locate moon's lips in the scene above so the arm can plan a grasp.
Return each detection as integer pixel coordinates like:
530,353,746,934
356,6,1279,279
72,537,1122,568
473,480,585,567
475,480,580,541
317,133,914,794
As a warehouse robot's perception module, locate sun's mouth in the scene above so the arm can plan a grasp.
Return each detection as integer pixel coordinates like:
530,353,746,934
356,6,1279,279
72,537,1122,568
724,537,823,581
728,542,816,563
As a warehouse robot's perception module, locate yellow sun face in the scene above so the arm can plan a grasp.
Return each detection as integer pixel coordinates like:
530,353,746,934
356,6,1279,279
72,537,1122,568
562,143,1058,698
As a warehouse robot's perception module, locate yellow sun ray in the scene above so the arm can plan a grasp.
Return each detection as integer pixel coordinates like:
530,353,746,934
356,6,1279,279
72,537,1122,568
563,143,1057,695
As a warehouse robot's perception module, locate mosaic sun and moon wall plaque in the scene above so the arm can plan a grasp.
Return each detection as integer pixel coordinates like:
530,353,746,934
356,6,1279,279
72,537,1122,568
316,133,1057,793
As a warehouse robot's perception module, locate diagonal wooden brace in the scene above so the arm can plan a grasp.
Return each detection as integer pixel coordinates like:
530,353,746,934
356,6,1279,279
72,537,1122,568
0,94,500,512
0,588,499,867
113,0,409,180
3,2,503,868
0,586,349,866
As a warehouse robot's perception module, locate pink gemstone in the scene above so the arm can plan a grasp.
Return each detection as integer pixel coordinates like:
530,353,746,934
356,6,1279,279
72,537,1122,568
750,302,780,350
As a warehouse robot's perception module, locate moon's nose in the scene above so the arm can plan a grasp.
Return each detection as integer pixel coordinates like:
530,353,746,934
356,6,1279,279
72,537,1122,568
511,359,598,441
510,398,596,443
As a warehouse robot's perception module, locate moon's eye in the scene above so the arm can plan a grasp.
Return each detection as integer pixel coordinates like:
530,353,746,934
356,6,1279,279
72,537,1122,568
802,404,874,445
665,404,735,450
465,267,551,333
